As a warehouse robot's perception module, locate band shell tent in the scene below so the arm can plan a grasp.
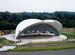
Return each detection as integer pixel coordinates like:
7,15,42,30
15,19,67,42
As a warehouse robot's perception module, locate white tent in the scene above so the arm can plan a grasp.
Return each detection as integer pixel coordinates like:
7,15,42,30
15,19,62,38
15,19,67,42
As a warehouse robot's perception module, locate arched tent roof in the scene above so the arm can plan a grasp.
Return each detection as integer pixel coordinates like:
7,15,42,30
44,20,62,34
15,19,62,38
15,19,42,38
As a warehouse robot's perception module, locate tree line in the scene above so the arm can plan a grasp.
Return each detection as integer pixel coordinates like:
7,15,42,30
0,11,75,30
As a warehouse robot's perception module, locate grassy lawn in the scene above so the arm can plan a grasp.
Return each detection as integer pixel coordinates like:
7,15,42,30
61,28,75,39
61,31,75,39
7,45,75,52
9,30,15,34
0,28,75,52
62,33,75,39
0,37,15,45
28,41,75,45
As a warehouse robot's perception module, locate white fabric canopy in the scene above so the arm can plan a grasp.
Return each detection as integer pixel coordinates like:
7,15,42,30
15,19,62,38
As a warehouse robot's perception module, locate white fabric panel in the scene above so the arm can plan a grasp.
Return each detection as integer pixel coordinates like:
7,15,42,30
44,20,62,33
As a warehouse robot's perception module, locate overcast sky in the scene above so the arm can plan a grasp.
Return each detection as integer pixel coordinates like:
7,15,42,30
0,0,75,12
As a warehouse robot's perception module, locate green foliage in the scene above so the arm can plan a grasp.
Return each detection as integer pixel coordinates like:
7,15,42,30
0,11,75,30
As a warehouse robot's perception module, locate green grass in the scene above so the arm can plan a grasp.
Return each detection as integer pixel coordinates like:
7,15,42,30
11,30,15,34
0,37,15,45
7,45,75,52
61,28,75,39
62,33,75,39
0,30,15,34
1,29,75,52
28,41,75,45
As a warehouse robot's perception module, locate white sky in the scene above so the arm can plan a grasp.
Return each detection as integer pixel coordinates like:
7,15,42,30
0,0,75,12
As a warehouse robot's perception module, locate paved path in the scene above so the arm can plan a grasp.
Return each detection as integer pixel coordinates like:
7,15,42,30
0,49,75,55
0,34,16,41
0,46,16,51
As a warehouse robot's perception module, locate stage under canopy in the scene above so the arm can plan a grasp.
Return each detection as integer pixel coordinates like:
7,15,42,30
17,33,55,39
